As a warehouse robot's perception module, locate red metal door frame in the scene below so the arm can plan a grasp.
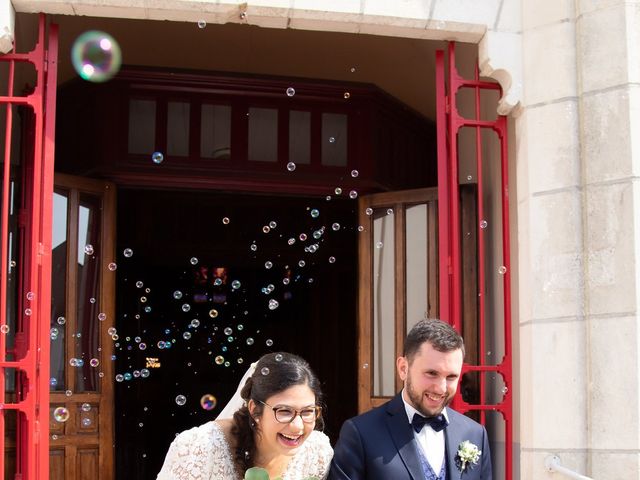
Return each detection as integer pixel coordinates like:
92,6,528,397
0,14,58,479
436,42,513,479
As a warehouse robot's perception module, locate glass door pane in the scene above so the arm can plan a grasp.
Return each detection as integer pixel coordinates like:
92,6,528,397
406,204,428,333
372,209,395,397
75,193,102,392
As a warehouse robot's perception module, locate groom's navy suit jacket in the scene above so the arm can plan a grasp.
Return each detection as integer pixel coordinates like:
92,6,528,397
328,394,492,480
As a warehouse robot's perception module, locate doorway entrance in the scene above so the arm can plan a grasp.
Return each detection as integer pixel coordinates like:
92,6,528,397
113,188,358,478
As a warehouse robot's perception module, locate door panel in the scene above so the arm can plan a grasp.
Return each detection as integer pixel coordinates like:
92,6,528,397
357,187,439,412
50,173,116,480
357,186,478,413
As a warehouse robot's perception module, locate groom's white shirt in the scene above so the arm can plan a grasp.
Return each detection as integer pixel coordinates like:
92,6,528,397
401,390,449,474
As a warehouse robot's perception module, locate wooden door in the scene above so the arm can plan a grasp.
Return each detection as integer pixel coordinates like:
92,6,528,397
357,186,478,413
357,188,439,412
49,174,116,479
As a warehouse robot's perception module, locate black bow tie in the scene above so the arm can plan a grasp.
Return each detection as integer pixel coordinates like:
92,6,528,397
411,413,448,433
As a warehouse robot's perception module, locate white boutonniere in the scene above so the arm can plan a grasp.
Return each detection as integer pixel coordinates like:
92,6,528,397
456,440,481,474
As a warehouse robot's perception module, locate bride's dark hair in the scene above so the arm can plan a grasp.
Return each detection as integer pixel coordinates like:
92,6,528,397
230,352,324,475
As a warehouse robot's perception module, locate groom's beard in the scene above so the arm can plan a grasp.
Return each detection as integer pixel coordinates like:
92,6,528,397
405,374,452,417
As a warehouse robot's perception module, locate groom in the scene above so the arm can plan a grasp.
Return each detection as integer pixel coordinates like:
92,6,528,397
328,319,492,479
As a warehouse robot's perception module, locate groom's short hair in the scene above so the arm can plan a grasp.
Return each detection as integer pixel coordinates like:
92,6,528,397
404,318,465,362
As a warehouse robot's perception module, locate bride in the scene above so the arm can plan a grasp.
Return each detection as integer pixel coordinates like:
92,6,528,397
157,352,333,479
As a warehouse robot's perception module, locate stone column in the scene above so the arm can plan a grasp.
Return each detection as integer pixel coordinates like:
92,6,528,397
0,0,14,53
517,0,587,478
577,0,640,477
519,0,640,478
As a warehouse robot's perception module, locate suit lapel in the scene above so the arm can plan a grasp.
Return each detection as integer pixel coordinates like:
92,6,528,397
385,394,424,480
444,408,465,480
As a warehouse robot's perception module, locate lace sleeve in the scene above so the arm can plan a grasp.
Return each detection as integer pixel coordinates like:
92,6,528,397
284,430,334,480
156,422,237,480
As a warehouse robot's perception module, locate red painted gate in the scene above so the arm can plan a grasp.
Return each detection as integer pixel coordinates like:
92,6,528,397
436,42,513,479
0,14,58,479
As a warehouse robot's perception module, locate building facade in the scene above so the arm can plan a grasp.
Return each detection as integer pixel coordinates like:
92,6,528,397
1,1,638,479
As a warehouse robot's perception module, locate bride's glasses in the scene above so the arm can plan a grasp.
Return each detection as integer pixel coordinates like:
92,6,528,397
258,400,322,424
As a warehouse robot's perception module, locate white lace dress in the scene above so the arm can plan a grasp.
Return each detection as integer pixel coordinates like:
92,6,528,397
157,421,333,480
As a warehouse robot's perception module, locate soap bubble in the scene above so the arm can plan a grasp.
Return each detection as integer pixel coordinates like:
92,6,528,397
231,280,241,290
215,355,225,365
81,403,91,412
197,19,207,29
343,92,351,99
123,248,133,258
98,312,106,321
265,339,273,347
209,309,218,318
349,190,358,199
275,353,283,361
84,244,94,255
268,299,279,310
173,290,183,300
190,257,198,265
200,394,217,410
175,395,187,406
310,209,319,218
140,368,150,378
365,207,373,215
151,152,164,164
332,223,340,231
351,169,359,177
108,262,117,271
57,316,66,325
480,220,488,229
261,367,270,376
334,187,342,195
71,31,122,83
53,407,70,423
222,217,230,225
82,418,92,427
287,162,296,171
498,266,507,274
286,87,296,97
